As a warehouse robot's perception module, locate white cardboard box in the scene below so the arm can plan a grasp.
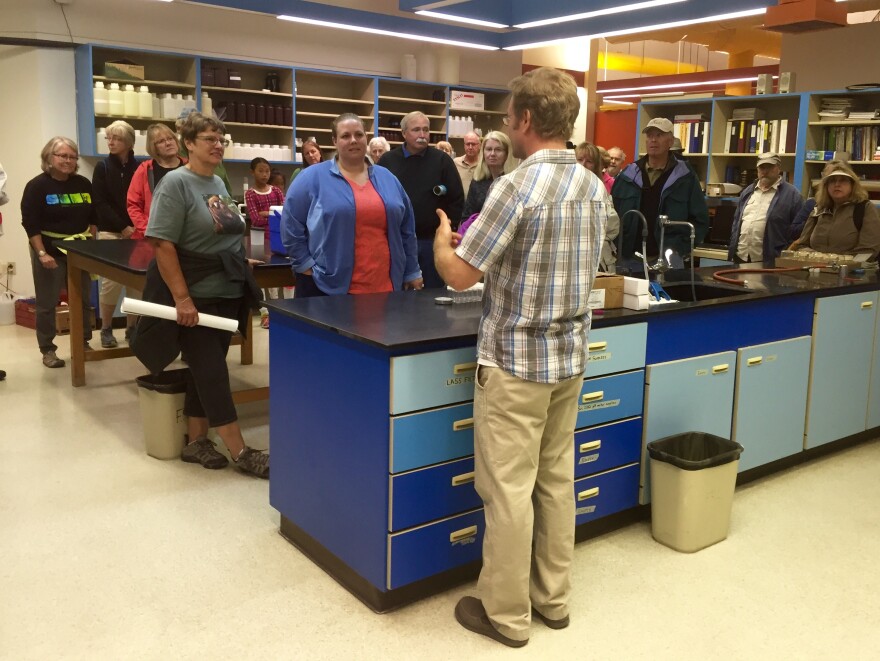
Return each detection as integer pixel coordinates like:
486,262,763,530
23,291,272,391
623,293,651,311
450,90,485,111
623,276,649,296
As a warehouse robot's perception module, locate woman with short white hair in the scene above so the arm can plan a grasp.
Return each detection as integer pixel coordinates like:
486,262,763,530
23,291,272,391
92,120,140,347
368,136,390,164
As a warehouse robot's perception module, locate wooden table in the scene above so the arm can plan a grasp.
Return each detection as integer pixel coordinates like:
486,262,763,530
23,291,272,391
64,239,294,402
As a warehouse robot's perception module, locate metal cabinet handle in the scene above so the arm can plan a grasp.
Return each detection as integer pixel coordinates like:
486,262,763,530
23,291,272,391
712,364,729,374
588,341,608,352
582,390,604,403
747,357,762,366
578,487,600,501
449,525,478,543
453,362,477,374
579,440,602,453
453,418,474,431
861,301,874,309
451,472,475,487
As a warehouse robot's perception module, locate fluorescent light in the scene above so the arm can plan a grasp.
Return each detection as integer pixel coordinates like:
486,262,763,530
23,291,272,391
602,76,760,94
513,0,686,29
603,99,634,105
504,7,767,50
278,15,498,50
416,10,509,29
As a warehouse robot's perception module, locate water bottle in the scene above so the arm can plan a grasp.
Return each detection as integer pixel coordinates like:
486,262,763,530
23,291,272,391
123,84,138,117
201,92,212,117
93,81,109,115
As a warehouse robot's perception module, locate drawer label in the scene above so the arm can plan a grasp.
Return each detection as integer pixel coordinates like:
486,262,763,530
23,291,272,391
766,354,777,362
576,505,597,515
446,375,475,387
451,537,477,547
588,352,612,362
578,398,620,412
579,454,599,464
696,369,708,376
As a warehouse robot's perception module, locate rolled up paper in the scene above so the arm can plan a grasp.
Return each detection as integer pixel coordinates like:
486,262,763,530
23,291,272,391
121,297,239,333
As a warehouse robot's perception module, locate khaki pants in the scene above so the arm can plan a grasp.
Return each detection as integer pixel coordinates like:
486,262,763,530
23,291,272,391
474,364,582,641
98,231,142,309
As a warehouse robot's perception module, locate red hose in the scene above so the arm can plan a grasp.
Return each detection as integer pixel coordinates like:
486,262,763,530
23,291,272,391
711,266,809,286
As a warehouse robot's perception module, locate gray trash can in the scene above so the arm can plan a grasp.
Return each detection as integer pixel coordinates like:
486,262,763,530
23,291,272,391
648,432,744,553
135,369,189,460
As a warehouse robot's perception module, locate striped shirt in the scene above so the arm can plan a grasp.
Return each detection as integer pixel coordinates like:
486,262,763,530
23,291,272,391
455,149,607,384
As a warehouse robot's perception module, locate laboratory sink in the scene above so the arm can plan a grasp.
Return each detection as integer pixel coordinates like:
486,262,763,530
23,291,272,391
661,282,756,302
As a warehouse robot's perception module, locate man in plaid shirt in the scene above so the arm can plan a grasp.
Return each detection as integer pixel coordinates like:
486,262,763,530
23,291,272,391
435,66,608,648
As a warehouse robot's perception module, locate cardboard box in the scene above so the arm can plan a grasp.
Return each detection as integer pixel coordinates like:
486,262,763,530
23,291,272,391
104,59,145,81
590,274,624,309
450,90,485,111
55,306,97,335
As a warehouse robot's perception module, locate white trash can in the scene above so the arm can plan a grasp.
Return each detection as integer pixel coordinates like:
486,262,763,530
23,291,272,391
648,432,744,553
135,369,189,460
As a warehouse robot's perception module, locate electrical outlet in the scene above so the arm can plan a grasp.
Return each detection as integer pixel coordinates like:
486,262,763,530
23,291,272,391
1,261,15,276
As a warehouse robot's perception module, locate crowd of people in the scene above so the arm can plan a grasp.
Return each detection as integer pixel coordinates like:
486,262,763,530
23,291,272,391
8,72,880,494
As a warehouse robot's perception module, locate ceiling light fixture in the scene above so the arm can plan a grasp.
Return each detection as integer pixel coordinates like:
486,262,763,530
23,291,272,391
415,10,509,29
602,76,762,94
602,99,634,105
277,15,499,50
513,0,686,29
504,7,767,50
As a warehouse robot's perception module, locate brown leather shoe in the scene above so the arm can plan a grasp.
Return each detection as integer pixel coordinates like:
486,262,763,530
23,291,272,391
42,351,65,368
454,597,528,648
532,607,570,629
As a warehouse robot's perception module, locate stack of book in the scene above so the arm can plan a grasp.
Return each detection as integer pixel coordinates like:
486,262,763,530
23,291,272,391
818,97,854,119
724,118,797,154
672,113,709,154
822,125,880,161
846,110,880,121
731,107,766,121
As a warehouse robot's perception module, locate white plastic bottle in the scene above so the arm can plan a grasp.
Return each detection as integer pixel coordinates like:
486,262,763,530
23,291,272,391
281,145,292,162
134,130,147,156
138,86,152,118
123,84,138,117
224,134,236,159
95,127,107,154
201,92,212,118
466,116,473,134
108,83,124,116
243,177,249,197
93,81,109,115
183,94,196,113
160,93,175,119
152,94,161,119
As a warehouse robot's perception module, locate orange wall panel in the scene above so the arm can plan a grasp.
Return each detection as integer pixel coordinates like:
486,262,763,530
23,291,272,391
594,109,638,158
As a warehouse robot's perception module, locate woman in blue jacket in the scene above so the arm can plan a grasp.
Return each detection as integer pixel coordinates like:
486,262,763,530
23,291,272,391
281,113,423,296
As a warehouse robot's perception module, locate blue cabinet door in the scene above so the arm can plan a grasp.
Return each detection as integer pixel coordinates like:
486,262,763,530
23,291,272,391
806,292,878,448
641,351,736,503
734,337,811,471
575,370,644,430
867,293,880,430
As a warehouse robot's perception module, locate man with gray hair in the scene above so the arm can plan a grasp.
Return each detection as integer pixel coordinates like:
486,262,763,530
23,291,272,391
453,131,481,196
607,146,626,178
379,110,463,288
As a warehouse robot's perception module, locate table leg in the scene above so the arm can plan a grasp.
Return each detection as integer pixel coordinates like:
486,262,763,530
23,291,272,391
68,258,86,387
241,308,254,365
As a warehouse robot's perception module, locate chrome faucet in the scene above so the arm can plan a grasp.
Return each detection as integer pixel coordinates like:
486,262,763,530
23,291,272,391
620,209,650,281
658,214,695,271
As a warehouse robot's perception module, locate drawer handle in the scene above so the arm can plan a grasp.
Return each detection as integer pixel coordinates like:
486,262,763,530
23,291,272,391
582,390,604,403
453,362,478,374
449,525,478,543
578,487,600,501
861,301,874,309
712,364,729,374
588,341,607,352
451,472,475,487
747,356,762,366
453,418,474,431
579,440,602,453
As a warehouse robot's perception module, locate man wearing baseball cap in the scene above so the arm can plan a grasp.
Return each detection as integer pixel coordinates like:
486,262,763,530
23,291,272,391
611,117,708,261
727,152,804,263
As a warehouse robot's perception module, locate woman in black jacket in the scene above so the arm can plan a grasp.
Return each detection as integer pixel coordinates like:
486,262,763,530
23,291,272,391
93,120,140,347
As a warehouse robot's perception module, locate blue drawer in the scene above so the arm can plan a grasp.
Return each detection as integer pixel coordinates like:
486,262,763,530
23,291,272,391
387,508,484,590
389,457,482,531
574,417,642,479
585,323,648,378
391,347,477,414
574,464,640,525
576,370,644,430
391,402,474,473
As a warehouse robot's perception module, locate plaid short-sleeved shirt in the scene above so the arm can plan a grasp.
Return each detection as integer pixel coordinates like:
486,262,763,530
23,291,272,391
455,149,607,384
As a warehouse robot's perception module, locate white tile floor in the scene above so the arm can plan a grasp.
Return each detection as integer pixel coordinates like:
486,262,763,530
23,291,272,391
1,320,879,660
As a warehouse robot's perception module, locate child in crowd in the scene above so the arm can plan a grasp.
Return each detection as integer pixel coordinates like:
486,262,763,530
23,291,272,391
268,168,287,193
244,157,285,328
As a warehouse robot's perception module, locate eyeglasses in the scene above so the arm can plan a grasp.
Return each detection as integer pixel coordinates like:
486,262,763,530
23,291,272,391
196,136,230,147
53,153,78,161
154,137,177,147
